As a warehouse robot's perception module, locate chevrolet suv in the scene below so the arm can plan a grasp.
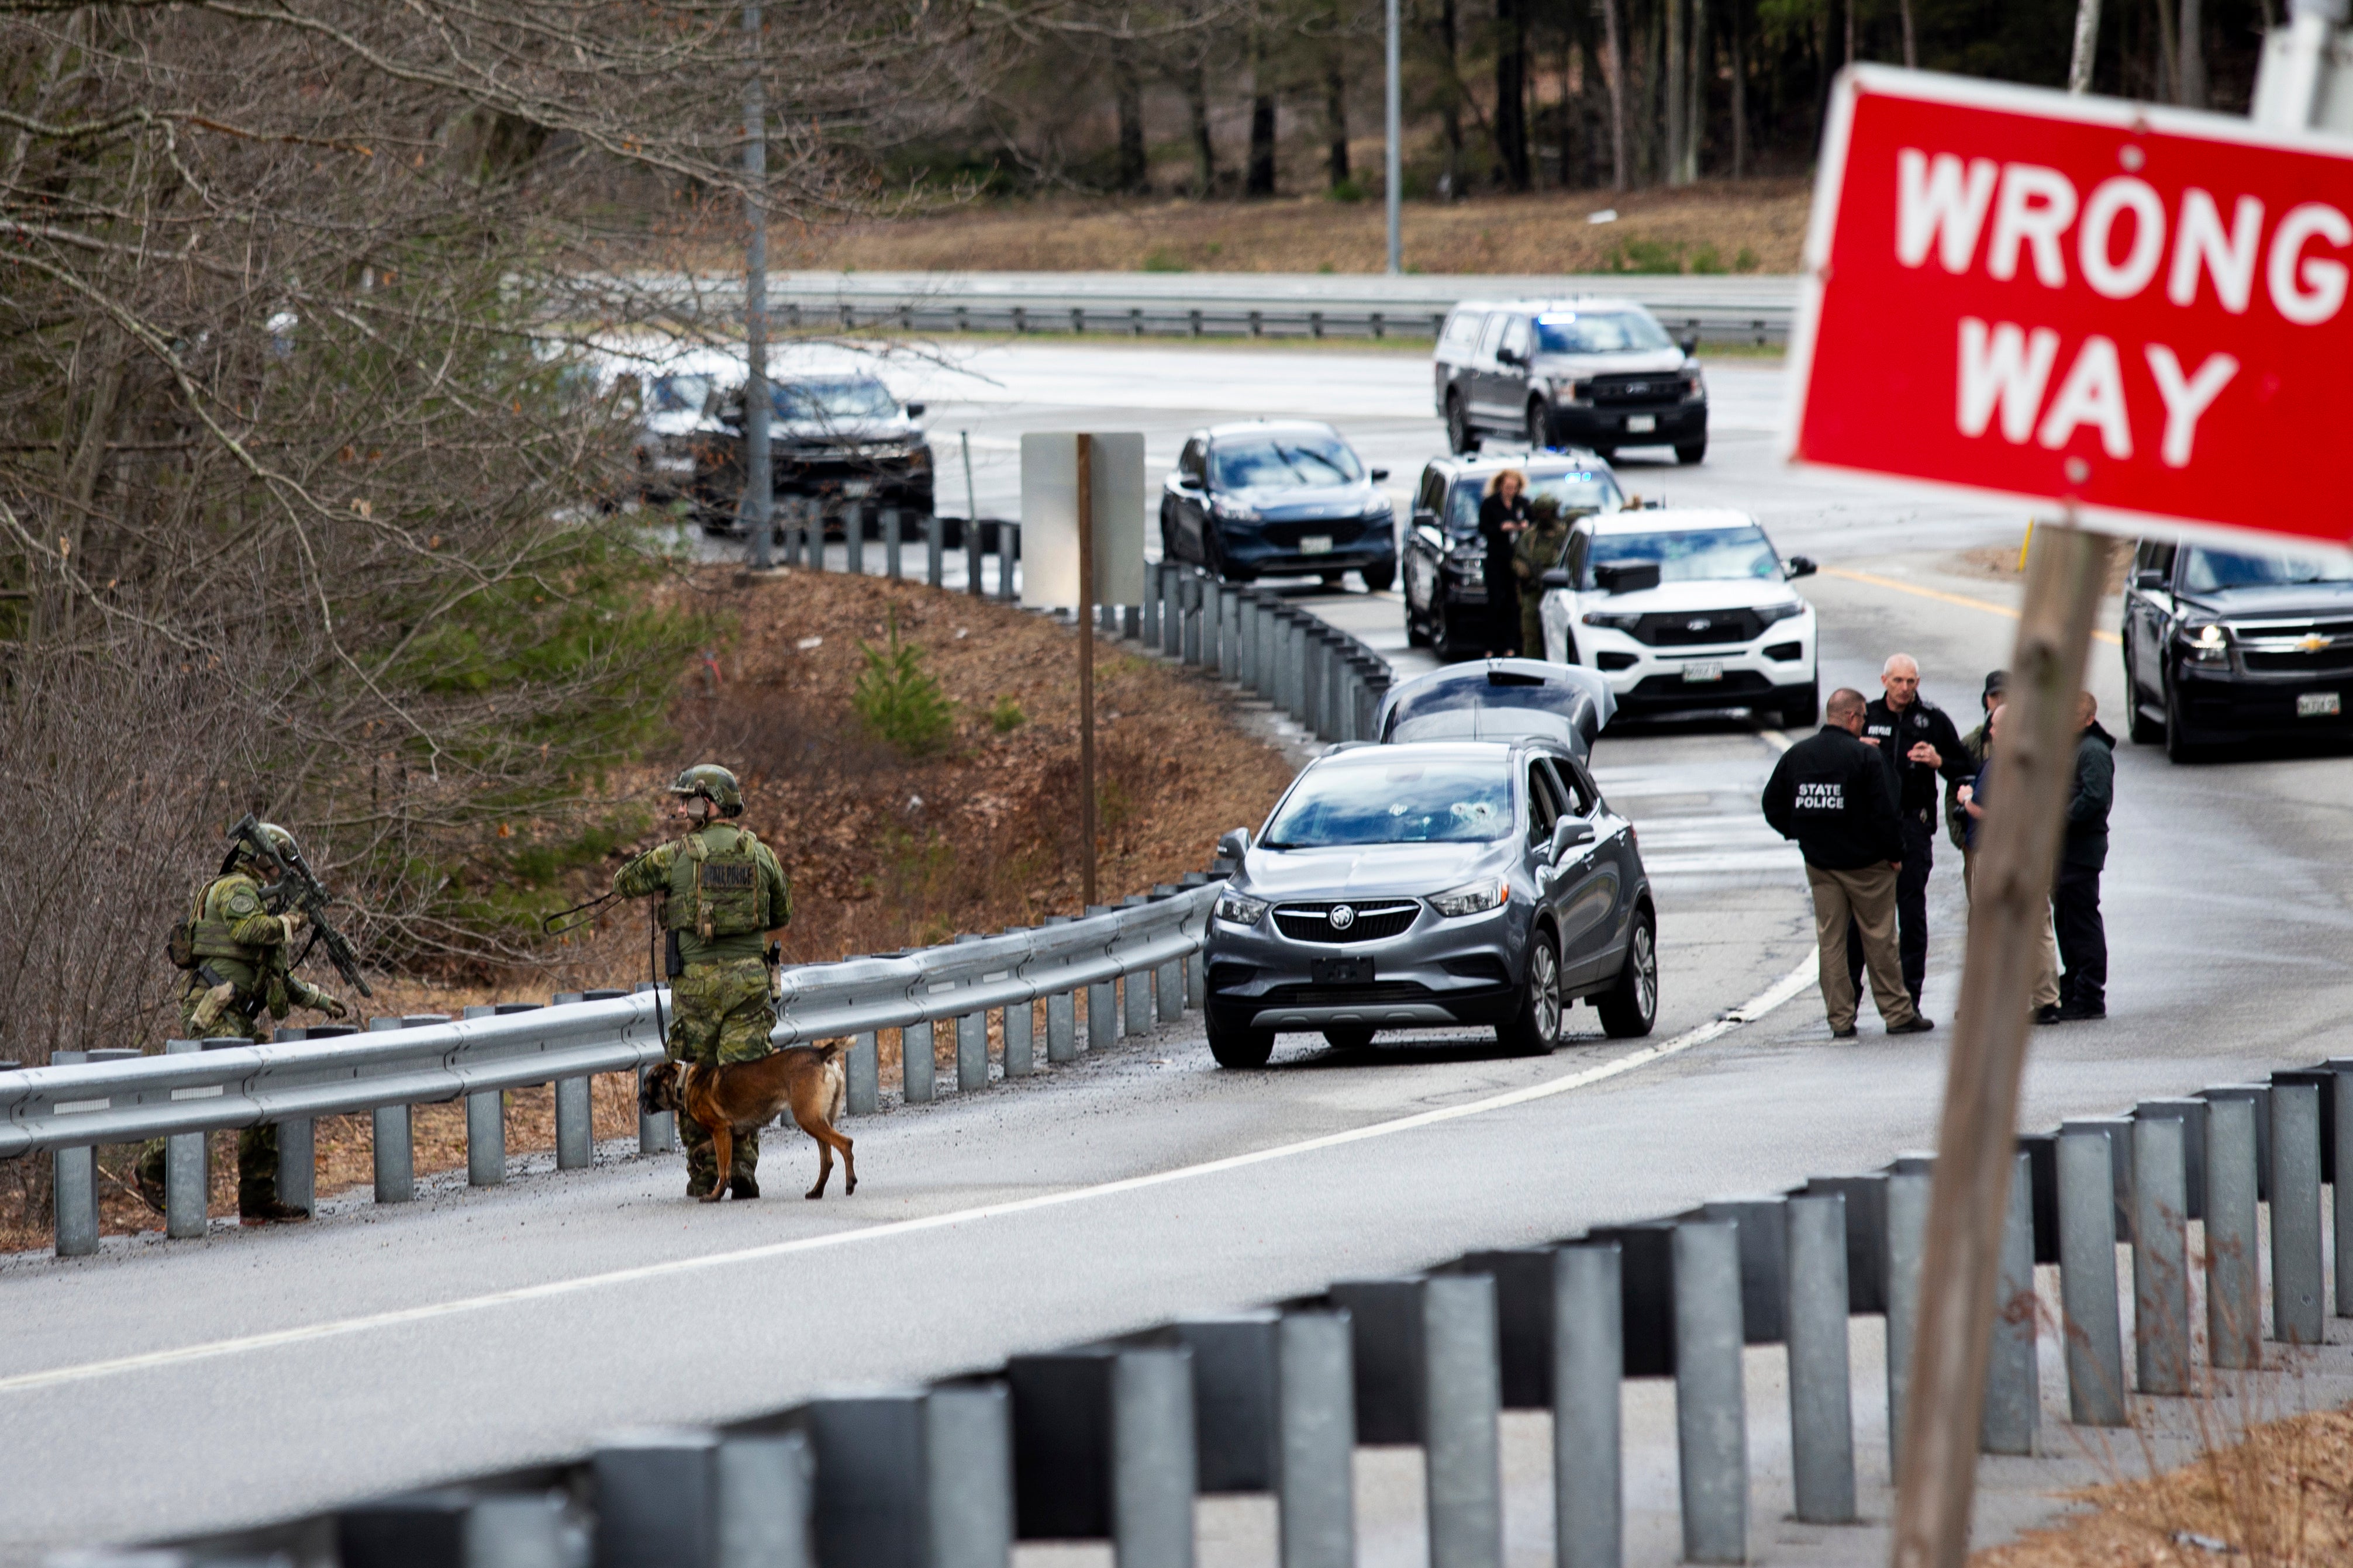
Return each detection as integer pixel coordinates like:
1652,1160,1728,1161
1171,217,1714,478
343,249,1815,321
1434,299,1707,463
1202,739,1657,1067
2122,538,2353,761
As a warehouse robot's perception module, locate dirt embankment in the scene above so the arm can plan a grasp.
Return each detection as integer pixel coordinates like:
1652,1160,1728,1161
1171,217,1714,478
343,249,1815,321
783,181,1810,276
15,567,1293,1250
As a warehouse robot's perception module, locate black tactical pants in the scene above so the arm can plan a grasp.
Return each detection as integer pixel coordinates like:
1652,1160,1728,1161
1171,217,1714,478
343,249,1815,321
1847,813,1933,1006
2052,862,2107,1010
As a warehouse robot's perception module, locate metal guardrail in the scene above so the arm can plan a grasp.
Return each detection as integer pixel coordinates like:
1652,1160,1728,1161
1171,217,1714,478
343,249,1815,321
750,270,1799,346
21,879,1222,1258
1127,561,1396,742
92,1055,2351,1567
751,500,1022,600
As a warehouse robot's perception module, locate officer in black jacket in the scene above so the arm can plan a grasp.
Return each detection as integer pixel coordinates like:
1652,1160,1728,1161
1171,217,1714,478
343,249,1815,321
1847,652,1973,1007
1764,687,1934,1038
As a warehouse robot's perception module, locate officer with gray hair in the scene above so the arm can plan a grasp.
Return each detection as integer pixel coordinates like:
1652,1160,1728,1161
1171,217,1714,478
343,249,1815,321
1848,652,1972,1009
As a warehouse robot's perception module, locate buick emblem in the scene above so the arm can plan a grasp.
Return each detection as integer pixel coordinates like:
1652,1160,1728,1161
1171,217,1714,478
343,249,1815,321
1688,617,1712,632
1328,904,1357,930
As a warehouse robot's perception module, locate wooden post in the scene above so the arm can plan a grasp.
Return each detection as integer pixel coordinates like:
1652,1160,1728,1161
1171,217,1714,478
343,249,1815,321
1077,434,1098,909
1890,521,2107,1568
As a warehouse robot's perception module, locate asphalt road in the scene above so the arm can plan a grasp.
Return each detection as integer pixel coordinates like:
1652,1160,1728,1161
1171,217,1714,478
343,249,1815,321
7,341,2352,1562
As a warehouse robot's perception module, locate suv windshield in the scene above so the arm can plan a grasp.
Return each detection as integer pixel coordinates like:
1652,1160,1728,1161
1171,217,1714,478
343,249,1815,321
2180,548,2353,592
1535,312,1672,354
1446,470,1623,533
648,374,716,415
1262,759,1513,847
760,378,899,422
1212,433,1364,490
1586,526,1781,585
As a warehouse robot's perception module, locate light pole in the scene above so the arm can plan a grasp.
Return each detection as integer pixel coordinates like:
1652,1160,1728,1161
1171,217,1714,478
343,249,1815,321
1385,0,1402,274
742,2,774,571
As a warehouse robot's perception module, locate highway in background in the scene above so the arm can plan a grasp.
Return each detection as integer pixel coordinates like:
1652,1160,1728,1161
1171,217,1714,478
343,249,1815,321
5,340,2351,1563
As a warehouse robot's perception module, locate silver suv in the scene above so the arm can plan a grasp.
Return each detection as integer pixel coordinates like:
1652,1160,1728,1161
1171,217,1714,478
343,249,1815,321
1434,299,1707,464
1202,739,1657,1067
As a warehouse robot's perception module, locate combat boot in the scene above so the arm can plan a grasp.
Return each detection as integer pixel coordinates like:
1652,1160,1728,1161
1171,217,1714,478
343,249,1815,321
240,1200,310,1225
729,1173,760,1200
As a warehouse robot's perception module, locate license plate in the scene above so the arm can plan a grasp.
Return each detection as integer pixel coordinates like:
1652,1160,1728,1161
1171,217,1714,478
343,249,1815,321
841,479,874,498
1626,415,1657,433
1681,661,1725,683
1310,956,1372,986
1299,535,1334,555
2298,691,2341,717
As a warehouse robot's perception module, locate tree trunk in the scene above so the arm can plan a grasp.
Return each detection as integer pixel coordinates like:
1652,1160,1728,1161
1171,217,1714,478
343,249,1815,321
1602,0,1629,190
1899,0,1917,66
1664,0,1685,185
2068,0,2104,91
1683,0,1704,184
2151,0,2179,105
1494,0,1532,189
1324,39,1352,186
1247,30,1278,198
1729,0,1745,177
2176,0,2205,103
1844,0,1856,70
1185,61,1217,194
1440,0,1465,193
1115,53,1148,192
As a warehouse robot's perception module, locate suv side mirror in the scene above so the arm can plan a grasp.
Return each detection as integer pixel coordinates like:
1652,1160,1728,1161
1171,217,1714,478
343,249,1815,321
1369,467,1390,482
1678,333,1699,356
1413,508,1438,530
1496,346,1522,367
1216,827,1252,862
1785,555,1817,579
2133,568,2165,589
1540,567,1571,588
1549,818,1596,861
905,402,926,419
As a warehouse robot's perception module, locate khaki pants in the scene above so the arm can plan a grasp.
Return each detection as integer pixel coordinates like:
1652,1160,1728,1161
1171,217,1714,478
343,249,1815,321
1962,847,2063,1011
1808,863,1919,1032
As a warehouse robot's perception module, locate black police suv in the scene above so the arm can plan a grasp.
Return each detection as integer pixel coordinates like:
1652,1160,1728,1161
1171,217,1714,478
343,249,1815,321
2123,537,2353,761
1399,451,1626,657
1160,420,1397,589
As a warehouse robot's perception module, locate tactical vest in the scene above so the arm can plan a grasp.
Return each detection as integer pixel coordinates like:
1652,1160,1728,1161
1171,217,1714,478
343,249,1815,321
663,826,771,941
185,876,269,966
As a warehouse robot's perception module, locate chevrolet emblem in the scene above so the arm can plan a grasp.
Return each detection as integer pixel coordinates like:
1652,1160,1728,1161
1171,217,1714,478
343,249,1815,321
2299,633,2333,652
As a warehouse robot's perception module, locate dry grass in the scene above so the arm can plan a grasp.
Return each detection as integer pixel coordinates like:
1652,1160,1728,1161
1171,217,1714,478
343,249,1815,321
781,181,1811,276
1975,1404,2353,1568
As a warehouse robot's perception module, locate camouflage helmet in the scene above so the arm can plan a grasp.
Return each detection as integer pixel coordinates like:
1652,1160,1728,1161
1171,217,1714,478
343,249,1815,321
668,763,743,817
234,822,299,868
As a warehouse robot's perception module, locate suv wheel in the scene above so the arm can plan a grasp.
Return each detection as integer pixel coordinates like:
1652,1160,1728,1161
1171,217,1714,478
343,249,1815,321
2163,675,2203,763
1322,1026,1375,1054
1596,911,1658,1038
1361,561,1396,593
1206,1014,1276,1068
1447,394,1481,455
1526,400,1554,451
1776,682,1820,729
1675,441,1707,465
2124,648,2164,744
1499,933,1563,1056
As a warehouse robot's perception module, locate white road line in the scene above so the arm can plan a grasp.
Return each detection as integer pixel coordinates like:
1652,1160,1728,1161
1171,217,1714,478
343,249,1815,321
0,952,1820,1396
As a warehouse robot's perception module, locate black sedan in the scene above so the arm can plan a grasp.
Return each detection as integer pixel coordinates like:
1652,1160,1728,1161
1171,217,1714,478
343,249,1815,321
1161,420,1396,589
2124,538,2353,760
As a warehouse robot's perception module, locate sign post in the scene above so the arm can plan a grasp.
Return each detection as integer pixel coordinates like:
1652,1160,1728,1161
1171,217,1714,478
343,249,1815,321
1077,434,1097,907
1786,56,2353,1568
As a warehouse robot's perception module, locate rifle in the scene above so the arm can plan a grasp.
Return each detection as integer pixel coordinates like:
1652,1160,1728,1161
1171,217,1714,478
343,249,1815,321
225,814,375,999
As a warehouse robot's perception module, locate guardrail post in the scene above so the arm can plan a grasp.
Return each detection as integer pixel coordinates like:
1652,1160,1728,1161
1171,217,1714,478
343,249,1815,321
1278,1308,1355,1568
1114,1345,1197,1568
719,1431,816,1568
1181,578,1202,666
1674,1219,1746,1565
1236,595,1260,690
926,1383,1015,1568
466,1089,505,1188
339,1489,567,1568
1881,1166,1929,1465
592,1430,716,1566
556,1076,592,1169
999,523,1019,600
1554,1241,1623,1568
2058,1120,2127,1424
884,506,903,580
2336,1067,2353,1321
162,1038,209,1239
1981,1149,2039,1454
848,1031,880,1113
1423,1273,1503,1568
927,514,946,589
1301,631,1324,735
51,1066,97,1256
804,1394,926,1567
2199,1083,2271,1199
1086,927,1117,1049
904,1020,936,1104
1143,561,1162,647
1161,571,1183,658
2204,1094,2262,1369
957,1008,988,1094
637,1064,675,1155
1047,990,1078,1062
1783,1193,1855,1522
1156,954,1184,1024
2271,1079,2324,1343
1123,951,1153,1039
848,504,868,576
279,1115,316,1216
1003,1000,1034,1079
1217,589,1240,678
2132,1112,2191,1394
1288,619,1309,723
969,521,987,599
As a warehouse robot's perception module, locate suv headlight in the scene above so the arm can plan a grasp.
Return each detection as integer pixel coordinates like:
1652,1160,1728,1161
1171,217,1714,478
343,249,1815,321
1430,879,1509,918
1215,889,1269,927
1555,378,1593,404
1213,498,1260,523
1756,600,1809,626
1682,373,1706,403
1582,608,1642,630
2178,620,2230,664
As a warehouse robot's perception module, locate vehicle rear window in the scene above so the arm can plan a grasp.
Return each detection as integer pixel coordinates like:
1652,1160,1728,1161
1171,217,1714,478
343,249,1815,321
1535,312,1672,354
1262,761,1512,847
648,374,715,415
1586,526,1780,585
1439,310,1485,357
1212,433,1364,490
2179,548,2353,592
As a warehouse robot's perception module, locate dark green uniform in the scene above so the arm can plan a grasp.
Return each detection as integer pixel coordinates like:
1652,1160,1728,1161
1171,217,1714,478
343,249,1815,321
138,871,341,1215
1513,514,1573,661
613,823,791,1196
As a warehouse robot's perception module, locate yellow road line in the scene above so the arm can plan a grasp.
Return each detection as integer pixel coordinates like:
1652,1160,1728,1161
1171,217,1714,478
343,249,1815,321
1819,565,2123,647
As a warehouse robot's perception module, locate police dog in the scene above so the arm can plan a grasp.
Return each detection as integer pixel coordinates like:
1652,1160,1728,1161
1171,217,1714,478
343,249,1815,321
639,1044,856,1201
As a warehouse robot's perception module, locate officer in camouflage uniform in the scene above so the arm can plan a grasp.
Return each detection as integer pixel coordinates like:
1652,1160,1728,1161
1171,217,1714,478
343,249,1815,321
1512,498,1578,661
612,764,792,1199
137,823,350,1223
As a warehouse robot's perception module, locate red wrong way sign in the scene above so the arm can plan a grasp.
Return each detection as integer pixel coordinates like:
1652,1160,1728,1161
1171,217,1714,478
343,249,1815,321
1788,65,2353,550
